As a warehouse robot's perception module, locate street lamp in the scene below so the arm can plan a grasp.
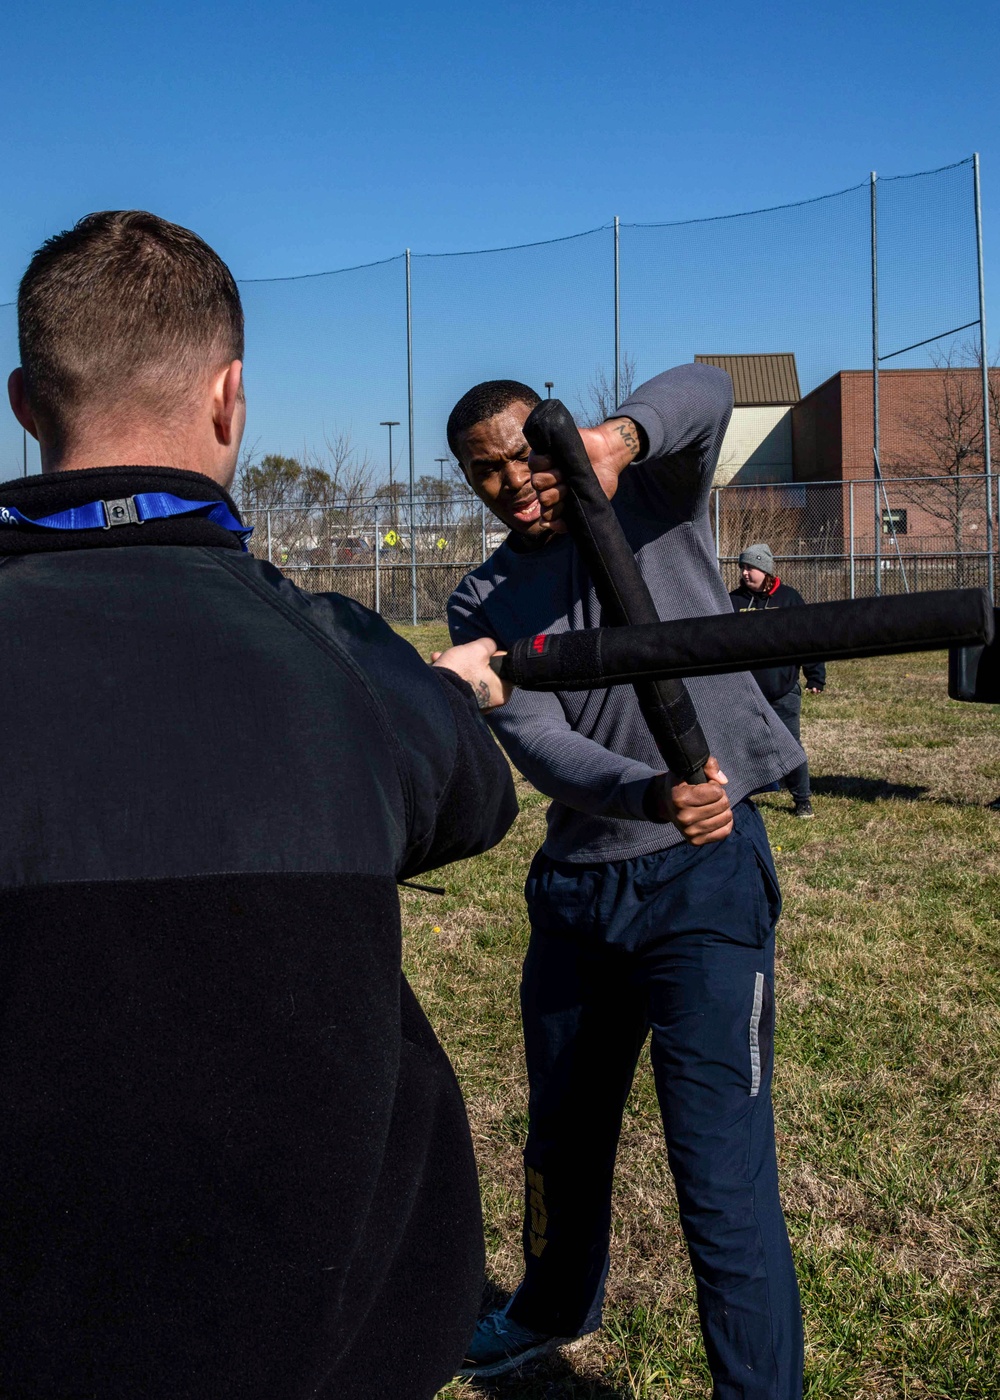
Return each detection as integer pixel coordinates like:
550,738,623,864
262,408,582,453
380,420,400,527
435,457,449,537
544,381,554,399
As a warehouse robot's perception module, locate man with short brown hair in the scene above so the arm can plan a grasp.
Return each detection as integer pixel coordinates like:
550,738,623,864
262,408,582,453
1,210,516,1400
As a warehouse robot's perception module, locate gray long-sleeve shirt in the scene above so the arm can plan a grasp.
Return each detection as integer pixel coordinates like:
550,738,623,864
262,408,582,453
447,363,805,863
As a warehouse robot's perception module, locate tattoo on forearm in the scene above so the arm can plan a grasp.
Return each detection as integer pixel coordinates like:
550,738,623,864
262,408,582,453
613,420,639,457
474,679,492,711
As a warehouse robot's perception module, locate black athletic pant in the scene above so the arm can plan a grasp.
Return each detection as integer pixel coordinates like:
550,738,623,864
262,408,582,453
769,688,810,804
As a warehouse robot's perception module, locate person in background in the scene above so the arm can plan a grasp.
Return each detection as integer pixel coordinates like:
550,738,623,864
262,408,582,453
729,542,824,819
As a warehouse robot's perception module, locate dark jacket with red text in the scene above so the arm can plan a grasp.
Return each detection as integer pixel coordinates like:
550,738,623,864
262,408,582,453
0,466,517,1400
729,578,826,702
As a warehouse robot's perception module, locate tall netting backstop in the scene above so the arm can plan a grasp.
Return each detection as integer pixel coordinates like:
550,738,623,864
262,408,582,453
1,156,993,618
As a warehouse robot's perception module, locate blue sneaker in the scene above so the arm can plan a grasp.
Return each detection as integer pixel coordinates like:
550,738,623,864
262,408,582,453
456,1302,572,1379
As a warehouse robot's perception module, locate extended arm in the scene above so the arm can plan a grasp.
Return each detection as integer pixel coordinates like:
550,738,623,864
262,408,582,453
305,591,518,878
400,667,519,879
488,687,730,840
489,684,661,821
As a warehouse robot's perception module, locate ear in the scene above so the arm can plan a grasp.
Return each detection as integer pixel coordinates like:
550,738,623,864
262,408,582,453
212,360,244,446
8,368,39,439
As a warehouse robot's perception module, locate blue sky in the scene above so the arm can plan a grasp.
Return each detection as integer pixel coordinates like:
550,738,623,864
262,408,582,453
2,0,998,482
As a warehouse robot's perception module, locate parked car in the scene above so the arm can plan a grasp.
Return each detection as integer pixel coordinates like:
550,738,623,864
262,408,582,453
329,536,373,564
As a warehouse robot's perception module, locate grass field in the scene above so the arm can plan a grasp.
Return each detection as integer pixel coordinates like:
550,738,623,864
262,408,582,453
396,624,1000,1400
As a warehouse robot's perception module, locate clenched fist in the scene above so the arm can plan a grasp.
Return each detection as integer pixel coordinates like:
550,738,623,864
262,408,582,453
643,756,732,845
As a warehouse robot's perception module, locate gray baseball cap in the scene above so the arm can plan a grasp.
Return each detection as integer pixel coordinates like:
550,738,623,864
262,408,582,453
738,542,776,574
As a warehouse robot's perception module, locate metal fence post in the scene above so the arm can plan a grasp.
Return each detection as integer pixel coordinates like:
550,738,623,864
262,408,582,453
266,508,272,565
974,154,995,600
614,215,621,408
480,497,487,562
373,501,380,615
871,171,882,596
849,481,855,599
406,249,418,626
713,487,720,561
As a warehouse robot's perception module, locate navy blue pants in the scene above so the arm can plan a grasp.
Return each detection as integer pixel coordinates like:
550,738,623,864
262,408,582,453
507,800,803,1400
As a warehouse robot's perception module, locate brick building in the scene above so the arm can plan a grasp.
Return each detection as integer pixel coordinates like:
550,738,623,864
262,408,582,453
791,367,999,547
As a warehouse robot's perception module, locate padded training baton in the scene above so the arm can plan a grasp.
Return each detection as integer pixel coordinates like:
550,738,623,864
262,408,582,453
495,589,994,691
520,398,711,783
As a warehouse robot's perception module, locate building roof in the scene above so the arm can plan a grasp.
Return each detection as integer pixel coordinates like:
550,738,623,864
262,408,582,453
694,353,800,406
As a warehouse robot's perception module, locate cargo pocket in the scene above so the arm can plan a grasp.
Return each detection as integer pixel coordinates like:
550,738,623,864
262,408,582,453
748,972,774,1097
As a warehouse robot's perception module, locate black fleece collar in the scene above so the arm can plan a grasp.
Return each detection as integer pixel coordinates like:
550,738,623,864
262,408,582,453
0,466,246,555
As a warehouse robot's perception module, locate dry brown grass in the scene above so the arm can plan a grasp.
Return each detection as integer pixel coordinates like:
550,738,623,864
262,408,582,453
395,629,1000,1399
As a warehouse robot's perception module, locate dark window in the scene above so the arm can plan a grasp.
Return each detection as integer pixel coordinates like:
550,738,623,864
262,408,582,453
882,508,908,536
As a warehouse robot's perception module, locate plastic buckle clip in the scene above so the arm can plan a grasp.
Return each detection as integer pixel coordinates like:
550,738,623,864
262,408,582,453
103,497,141,528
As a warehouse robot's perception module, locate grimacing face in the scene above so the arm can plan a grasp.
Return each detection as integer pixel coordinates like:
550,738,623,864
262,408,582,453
456,400,549,540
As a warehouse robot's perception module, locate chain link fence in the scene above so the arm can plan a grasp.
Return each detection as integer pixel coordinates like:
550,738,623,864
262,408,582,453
242,495,495,623
242,472,999,623
712,473,1000,602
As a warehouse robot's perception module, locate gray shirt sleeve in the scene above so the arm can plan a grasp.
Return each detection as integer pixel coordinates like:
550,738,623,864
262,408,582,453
448,578,662,822
487,686,660,821
617,362,734,521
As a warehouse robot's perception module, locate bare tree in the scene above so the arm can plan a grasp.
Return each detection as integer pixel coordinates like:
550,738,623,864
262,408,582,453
576,353,638,427
318,429,376,503
885,342,1000,580
304,429,378,543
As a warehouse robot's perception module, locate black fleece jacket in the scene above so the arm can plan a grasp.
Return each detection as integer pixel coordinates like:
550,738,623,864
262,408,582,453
0,467,518,1400
729,578,826,702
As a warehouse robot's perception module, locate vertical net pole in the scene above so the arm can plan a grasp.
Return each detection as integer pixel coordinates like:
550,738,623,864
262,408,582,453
974,154,995,599
871,171,882,596
406,249,417,626
374,501,381,615
614,216,621,408
849,480,855,599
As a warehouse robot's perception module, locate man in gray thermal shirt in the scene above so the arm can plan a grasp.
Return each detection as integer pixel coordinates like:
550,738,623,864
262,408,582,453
446,364,805,1398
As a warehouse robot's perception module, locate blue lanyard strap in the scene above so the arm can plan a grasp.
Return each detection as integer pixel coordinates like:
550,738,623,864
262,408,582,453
0,492,253,550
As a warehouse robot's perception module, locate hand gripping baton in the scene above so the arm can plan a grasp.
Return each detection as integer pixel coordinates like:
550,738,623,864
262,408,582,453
518,398,711,784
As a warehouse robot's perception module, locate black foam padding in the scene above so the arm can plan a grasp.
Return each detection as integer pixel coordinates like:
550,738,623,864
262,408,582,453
949,610,1000,701
500,589,994,691
523,399,710,781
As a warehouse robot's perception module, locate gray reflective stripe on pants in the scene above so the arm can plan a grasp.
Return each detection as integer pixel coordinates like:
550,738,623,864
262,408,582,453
749,972,765,1097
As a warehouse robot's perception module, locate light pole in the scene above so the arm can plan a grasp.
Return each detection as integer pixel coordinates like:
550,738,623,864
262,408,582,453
435,457,449,538
544,381,554,399
380,420,400,529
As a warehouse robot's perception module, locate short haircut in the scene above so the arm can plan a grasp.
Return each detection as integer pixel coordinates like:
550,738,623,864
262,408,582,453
446,379,541,461
18,210,244,449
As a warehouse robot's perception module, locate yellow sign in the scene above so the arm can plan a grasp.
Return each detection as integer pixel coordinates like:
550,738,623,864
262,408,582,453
383,530,399,547
436,537,448,551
